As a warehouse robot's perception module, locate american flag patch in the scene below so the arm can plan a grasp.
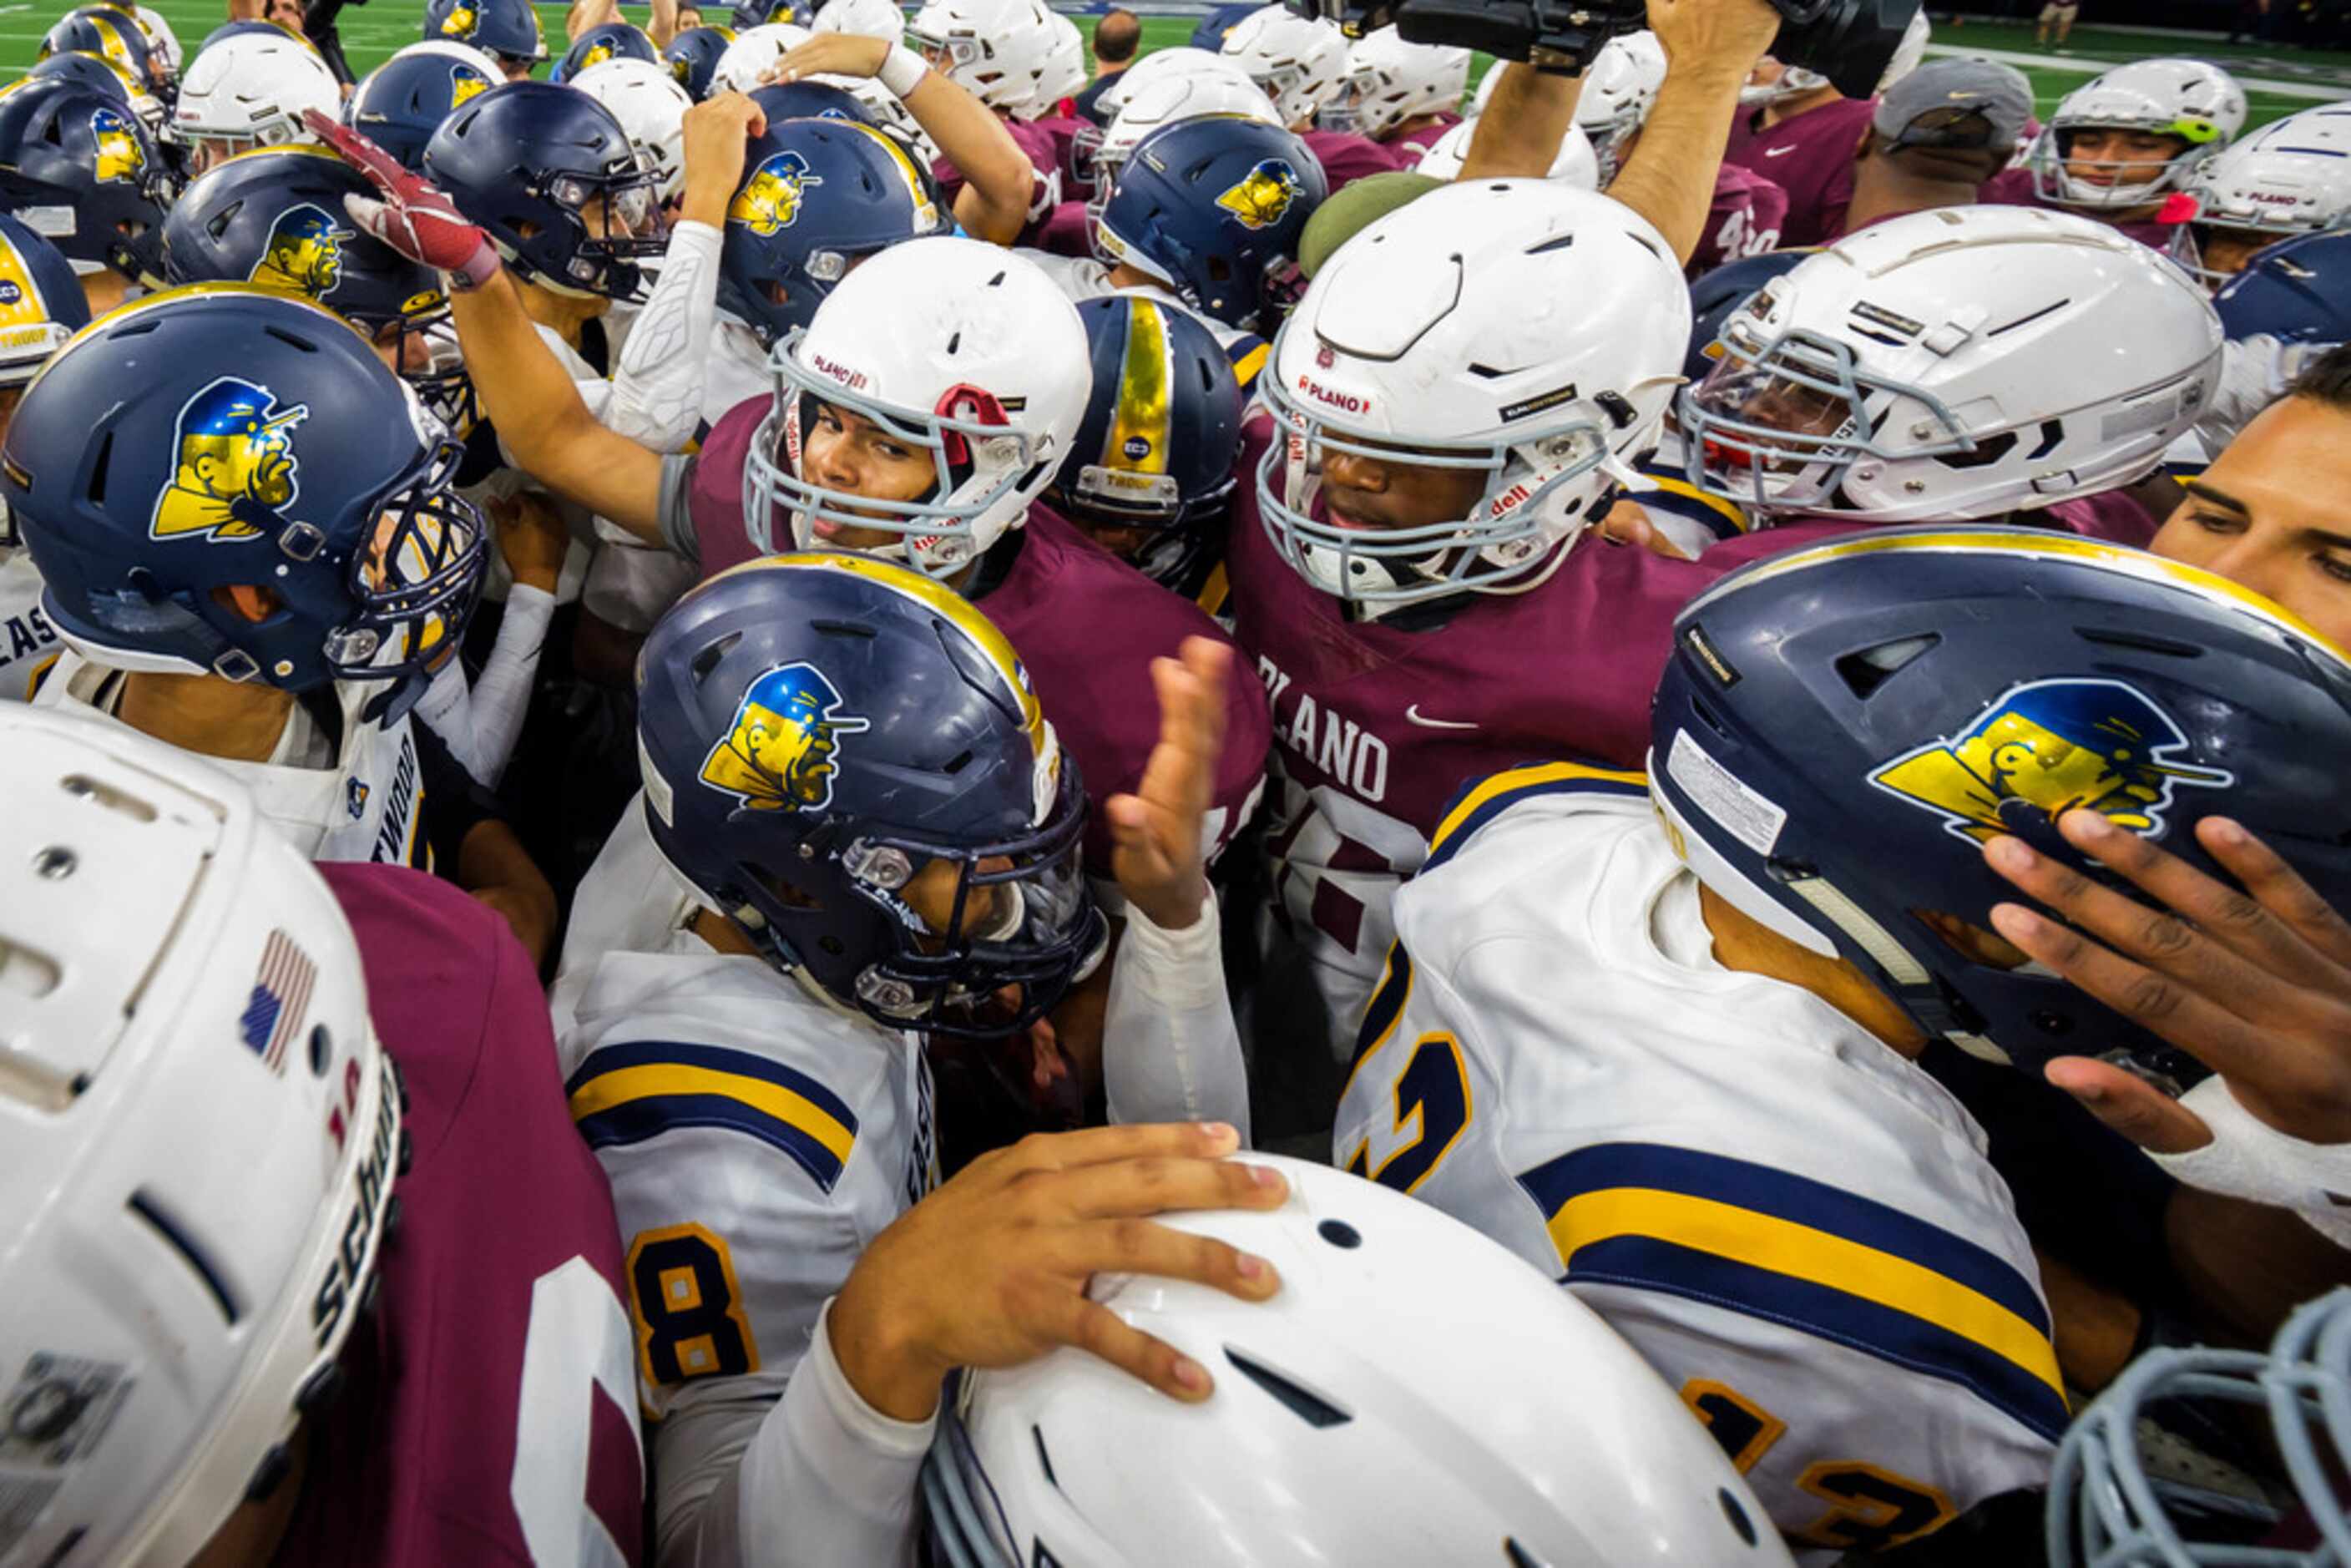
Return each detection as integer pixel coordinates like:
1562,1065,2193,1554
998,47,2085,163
240,929,316,1075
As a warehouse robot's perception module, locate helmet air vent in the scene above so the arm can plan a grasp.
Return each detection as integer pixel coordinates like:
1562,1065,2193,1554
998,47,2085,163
1833,633,1939,701
1221,1348,1352,1429
128,1187,245,1324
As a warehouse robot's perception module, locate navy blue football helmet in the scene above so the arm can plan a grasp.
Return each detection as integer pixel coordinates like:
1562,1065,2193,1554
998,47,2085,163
718,117,948,347
1049,295,1242,594
1651,525,2351,1088
749,78,875,126
25,47,165,132
1189,1,1261,53
1095,115,1327,338
1683,248,1815,385
346,43,503,174
661,23,736,99
163,146,474,431
731,0,796,30
2213,230,2351,346
636,553,1106,1039
424,81,665,300
422,0,547,70
0,78,172,286
554,22,659,83
38,8,159,90
0,211,88,388
2,287,485,720
195,18,315,55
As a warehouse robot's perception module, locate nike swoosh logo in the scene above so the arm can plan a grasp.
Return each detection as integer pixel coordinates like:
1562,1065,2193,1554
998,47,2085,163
1764,144,1798,157
1405,705,1480,731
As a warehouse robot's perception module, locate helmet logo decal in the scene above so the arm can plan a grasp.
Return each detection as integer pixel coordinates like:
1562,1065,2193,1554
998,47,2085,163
247,203,353,301
441,3,478,38
90,105,144,185
240,928,317,1075
731,150,825,236
700,660,870,812
580,42,614,68
1869,678,2236,845
150,377,310,544
1216,157,1303,229
0,245,41,331
450,63,490,106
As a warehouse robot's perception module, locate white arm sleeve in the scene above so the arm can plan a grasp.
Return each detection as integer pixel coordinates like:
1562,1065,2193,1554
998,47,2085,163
604,220,726,455
1101,894,1251,1141
411,656,483,781
468,582,554,787
2151,1077,2351,1249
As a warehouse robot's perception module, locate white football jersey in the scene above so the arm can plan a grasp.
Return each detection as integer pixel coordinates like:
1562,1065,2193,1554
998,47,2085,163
0,549,64,701
1333,767,2064,1559
35,653,435,867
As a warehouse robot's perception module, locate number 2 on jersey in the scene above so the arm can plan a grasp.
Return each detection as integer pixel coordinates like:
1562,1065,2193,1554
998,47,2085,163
1343,1033,1472,1195
1682,1378,1955,1552
627,1223,761,1386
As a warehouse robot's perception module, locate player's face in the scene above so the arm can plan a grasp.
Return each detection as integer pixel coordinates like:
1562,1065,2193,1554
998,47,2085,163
2064,128,2186,188
496,53,533,80
185,136,248,176
2151,395,2351,649
1320,441,1490,534
801,400,938,546
902,854,1015,947
2196,225,2272,283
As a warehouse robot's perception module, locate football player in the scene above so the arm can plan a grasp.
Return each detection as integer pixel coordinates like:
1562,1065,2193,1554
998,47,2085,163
554,18,660,83
0,78,172,316
0,286,562,963
1678,205,2219,544
1322,25,1466,167
316,117,1275,883
344,38,505,173
665,20,738,99
905,0,1069,242
1219,3,1397,190
171,26,343,175
421,0,548,79
1990,58,2247,255
1046,49,1277,235
557,554,1257,1561
23,43,169,145
1821,60,2031,241
0,706,645,1565
2184,104,2351,291
38,4,169,96
1335,526,2351,1553
1725,10,1931,247
0,215,87,702
571,54,697,225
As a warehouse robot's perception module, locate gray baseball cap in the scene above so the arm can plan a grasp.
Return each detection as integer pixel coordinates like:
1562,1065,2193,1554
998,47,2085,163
1873,58,2034,153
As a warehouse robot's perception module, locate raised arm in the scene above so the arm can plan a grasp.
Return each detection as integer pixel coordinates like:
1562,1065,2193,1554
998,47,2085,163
1455,63,1584,182
1605,0,1781,264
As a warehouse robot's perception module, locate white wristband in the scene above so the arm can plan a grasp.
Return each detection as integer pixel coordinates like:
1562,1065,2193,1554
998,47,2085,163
877,43,928,99
2151,1077,2351,1249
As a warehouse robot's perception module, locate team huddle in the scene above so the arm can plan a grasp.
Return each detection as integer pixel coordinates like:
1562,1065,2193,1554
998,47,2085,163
2,0,2350,1561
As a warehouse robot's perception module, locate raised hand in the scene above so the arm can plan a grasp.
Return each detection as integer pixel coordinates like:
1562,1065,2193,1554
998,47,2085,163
827,1122,1287,1420
679,91,767,229
301,108,503,290
764,33,892,83
1106,636,1231,933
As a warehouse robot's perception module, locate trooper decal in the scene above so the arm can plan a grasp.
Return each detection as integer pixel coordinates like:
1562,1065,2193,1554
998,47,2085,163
730,149,826,236
699,660,872,811
149,377,310,544
247,203,355,300
1216,157,1304,229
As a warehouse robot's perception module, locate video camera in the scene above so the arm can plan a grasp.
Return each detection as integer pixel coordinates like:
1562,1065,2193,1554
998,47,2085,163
1292,0,1923,99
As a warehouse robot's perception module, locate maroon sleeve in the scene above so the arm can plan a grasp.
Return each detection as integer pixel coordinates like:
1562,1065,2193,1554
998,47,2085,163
1034,200,1095,259
687,392,775,582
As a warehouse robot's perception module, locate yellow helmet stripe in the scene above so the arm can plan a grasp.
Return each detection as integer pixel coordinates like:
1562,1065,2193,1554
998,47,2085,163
1103,298,1173,477
844,120,939,231
1694,529,2351,667
34,282,370,402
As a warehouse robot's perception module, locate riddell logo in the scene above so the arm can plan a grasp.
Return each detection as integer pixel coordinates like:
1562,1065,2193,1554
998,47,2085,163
1295,374,1368,415
811,353,869,391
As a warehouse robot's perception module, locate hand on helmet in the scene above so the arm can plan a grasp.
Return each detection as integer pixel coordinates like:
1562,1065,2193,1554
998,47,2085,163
1107,636,1231,933
827,1122,1285,1420
765,33,891,83
301,108,503,291
680,91,767,230
1984,812,2351,1153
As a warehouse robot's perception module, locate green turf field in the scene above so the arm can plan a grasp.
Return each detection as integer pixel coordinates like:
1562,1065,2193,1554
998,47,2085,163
4,5,2349,136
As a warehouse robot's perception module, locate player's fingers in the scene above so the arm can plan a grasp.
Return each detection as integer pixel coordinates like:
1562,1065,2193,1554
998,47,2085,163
1054,1297,1215,1400
1176,637,1232,751
2199,816,2351,972
1983,832,2277,1003
1987,900,2263,1077
999,1120,1243,1176
1063,1154,1288,1221
2045,1057,2214,1155
1062,1214,1282,1306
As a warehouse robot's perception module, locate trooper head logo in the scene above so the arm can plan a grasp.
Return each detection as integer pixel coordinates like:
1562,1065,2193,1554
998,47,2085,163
149,377,311,544
700,660,871,811
729,149,825,237
248,203,354,300
1216,158,1303,230
449,62,490,106
89,104,144,185
1871,677,2237,845
439,3,479,38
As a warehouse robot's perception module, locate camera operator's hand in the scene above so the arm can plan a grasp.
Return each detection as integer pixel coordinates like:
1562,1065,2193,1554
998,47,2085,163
1608,0,1778,266
1648,0,1781,80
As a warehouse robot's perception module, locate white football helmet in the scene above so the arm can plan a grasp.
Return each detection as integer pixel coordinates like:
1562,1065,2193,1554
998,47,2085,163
1016,9,1087,120
1083,69,1279,192
2026,58,2248,210
1090,45,1250,120
812,0,905,40
1217,5,1347,130
171,31,344,172
2186,106,2351,289
131,4,181,82
569,56,693,205
711,21,814,94
907,0,1058,114
748,236,1090,576
925,1156,1794,1567
1414,115,1598,186
1576,30,1666,184
1259,180,1689,615
1681,205,2223,523
1321,25,1466,140
0,707,399,1568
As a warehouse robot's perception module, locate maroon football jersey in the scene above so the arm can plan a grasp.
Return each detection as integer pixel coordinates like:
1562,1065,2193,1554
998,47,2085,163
1225,417,1852,1034
688,396,1272,870
933,116,1064,245
2041,488,2161,546
1385,110,1460,166
1301,127,1403,193
1723,94,1875,248
1979,169,2197,255
1695,162,1791,276
1031,113,1093,200
279,864,642,1567
1034,198,1094,259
